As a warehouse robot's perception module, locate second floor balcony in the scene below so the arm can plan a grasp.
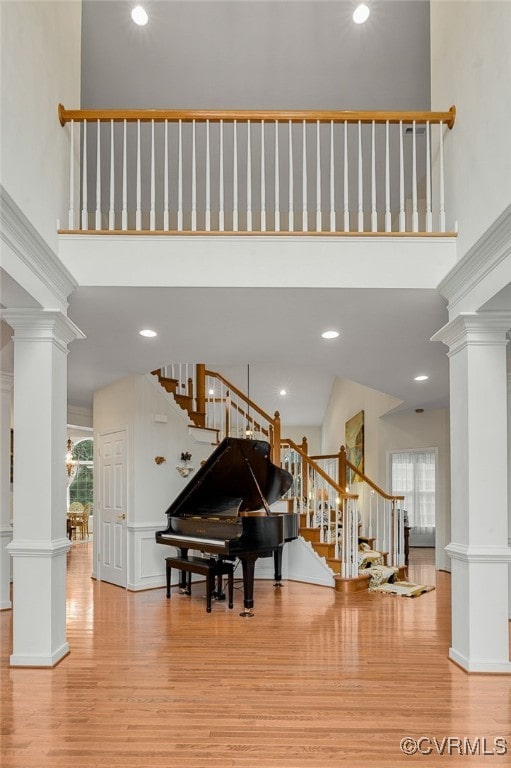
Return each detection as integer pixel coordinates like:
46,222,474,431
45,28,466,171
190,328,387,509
57,104,458,289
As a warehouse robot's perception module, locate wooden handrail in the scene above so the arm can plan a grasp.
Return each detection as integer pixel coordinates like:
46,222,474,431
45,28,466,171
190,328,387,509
343,457,404,502
205,369,274,425
281,437,357,501
59,104,456,129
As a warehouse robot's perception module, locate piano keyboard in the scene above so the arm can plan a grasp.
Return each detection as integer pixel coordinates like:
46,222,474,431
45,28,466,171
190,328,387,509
158,533,228,549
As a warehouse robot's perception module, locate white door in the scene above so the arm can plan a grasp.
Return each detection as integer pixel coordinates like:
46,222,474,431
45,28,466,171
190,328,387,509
98,429,128,587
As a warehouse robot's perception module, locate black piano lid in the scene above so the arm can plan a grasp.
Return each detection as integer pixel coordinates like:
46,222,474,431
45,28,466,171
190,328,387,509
164,437,293,518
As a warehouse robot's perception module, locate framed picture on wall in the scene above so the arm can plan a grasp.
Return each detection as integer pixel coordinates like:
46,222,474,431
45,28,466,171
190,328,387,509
345,410,364,483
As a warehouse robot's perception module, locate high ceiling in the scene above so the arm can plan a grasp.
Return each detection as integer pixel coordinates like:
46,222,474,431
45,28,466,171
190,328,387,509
4,1,451,427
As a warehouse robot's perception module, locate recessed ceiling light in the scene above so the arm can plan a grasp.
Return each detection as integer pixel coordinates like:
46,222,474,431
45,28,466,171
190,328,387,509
321,330,340,339
353,3,370,24
279,389,287,396
131,5,148,25
139,329,157,338
414,374,429,381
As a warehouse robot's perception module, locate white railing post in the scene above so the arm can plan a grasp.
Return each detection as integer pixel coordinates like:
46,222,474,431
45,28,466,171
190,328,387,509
109,119,115,231
274,120,280,232
163,120,169,230
68,119,75,230
121,119,127,231
95,119,101,230
81,119,88,230
219,120,224,232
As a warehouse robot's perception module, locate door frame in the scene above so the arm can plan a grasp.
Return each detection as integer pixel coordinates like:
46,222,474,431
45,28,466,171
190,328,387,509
94,425,130,587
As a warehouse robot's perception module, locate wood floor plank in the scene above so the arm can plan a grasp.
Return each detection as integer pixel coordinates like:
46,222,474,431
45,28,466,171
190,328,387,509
1,545,510,767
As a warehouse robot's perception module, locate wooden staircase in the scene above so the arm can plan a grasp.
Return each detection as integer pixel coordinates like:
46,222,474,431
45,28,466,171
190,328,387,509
152,364,407,593
151,370,206,428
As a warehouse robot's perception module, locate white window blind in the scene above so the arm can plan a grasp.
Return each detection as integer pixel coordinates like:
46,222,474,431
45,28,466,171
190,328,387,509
391,450,436,534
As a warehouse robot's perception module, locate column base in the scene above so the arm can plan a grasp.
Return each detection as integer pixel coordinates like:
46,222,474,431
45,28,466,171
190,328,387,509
449,647,511,675
10,642,70,668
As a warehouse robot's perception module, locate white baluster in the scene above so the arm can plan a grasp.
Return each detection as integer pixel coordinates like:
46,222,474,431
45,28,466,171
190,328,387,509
177,120,183,231
439,121,446,232
288,120,294,232
163,120,169,230
233,120,238,231
399,120,405,232
329,120,335,232
274,120,280,232
371,120,377,232
95,119,101,230
343,121,349,232
191,119,197,231
68,120,75,230
412,121,418,232
315,120,321,232
81,119,88,230
260,120,266,232
150,119,155,231
425,121,432,233
205,119,211,231
108,119,115,230
302,120,307,231
385,121,391,232
136,119,141,230
357,120,363,232
122,119,127,231
246,120,252,232
219,120,224,232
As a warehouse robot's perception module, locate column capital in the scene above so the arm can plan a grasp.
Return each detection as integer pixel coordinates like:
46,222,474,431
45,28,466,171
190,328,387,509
1,308,85,351
431,311,511,356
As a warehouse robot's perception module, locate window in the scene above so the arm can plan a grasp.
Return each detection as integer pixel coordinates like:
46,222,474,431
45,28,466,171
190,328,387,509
390,449,436,543
69,439,94,507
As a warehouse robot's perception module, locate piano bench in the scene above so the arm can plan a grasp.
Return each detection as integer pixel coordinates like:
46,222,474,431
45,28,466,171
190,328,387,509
165,556,234,613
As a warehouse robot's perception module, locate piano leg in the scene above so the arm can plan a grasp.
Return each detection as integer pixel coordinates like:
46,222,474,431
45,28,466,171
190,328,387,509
273,545,284,588
179,548,190,594
239,555,258,617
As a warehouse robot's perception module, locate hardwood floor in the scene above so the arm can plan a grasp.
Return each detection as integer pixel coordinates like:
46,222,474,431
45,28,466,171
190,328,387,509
1,546,510,767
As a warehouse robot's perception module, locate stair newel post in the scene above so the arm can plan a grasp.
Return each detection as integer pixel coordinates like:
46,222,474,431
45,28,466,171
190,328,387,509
300,436,308,455
338,445,347,492
272,411,281,466
196,363,206,419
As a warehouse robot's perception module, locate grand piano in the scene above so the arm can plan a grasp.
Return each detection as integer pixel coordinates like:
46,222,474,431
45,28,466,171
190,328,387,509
155,437,298,615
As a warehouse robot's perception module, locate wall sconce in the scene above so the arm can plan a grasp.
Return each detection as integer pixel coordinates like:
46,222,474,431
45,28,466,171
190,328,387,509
176,451,194,478
66,438,76,477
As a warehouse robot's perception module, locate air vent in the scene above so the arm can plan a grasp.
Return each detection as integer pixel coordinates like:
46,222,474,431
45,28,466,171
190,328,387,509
404,125,427,135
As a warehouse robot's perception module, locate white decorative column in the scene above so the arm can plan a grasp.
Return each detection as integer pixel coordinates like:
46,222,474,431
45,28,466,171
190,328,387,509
508,372,511,619
0,373,14,610
433,312,511,673
2,309,84,667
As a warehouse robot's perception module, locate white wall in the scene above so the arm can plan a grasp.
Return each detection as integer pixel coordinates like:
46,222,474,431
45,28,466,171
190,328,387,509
431,1,511,259
379,408,451,571
0,0,81,253
282,425,322,456
321,377,402,480
322,376,450,570
93,374,215,590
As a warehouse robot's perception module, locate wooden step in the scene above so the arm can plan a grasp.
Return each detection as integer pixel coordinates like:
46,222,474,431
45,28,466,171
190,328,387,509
327,557,342,574
174,393,193,410
300,527,321,544
334,572,372,593
313,541,336,559
188,410,206,428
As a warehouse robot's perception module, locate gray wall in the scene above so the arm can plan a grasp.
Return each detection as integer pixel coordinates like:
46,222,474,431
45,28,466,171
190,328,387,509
81,0,431,110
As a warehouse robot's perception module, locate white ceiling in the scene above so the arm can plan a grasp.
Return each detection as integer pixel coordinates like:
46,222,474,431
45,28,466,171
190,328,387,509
65,285,450,424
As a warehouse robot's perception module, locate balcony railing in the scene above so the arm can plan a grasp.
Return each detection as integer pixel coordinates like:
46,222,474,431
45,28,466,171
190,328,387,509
58,104,455,235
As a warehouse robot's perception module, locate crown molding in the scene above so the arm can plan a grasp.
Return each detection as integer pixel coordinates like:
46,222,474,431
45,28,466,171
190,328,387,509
437,204,511,313
0,185,77,308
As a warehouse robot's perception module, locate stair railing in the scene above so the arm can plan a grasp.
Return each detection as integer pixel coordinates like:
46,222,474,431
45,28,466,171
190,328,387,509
58,104,456,234
203,369,281,464
281,438,360,577
310,445,406,567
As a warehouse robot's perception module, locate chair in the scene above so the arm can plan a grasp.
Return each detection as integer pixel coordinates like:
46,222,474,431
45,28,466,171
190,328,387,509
68,502,84,540
76,504,90,540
